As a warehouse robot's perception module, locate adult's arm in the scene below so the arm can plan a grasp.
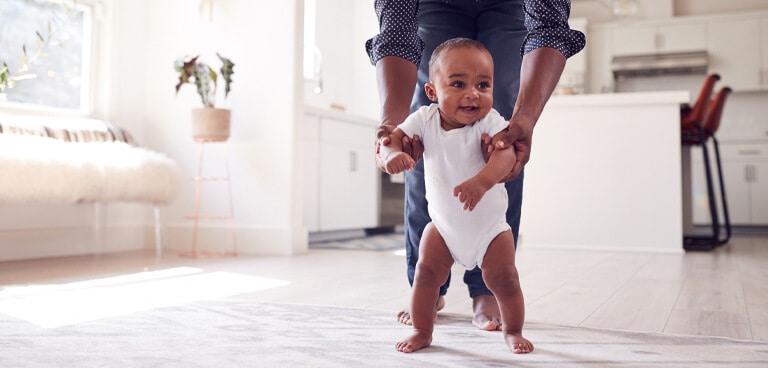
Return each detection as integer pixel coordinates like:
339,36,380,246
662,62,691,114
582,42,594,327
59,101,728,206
498,46,566,181
365,0,424,170
374,56,417,143
492,0,586,182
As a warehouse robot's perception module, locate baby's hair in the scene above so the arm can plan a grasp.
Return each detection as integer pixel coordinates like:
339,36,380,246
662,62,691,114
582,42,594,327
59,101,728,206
428,37,490,76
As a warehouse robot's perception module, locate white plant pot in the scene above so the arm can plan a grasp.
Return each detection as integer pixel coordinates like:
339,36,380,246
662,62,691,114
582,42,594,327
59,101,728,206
191,108,231,142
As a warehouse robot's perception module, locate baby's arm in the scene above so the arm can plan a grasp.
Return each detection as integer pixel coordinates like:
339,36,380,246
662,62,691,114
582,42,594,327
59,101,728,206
453,129,517,211
379,128,416,175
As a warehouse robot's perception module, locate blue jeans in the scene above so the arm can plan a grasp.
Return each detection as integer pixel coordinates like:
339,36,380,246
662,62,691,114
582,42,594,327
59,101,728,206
404,0,526,298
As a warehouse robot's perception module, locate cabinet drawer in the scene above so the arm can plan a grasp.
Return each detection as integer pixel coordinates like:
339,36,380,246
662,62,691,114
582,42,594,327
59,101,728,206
320,118,374,147
719,144,768,160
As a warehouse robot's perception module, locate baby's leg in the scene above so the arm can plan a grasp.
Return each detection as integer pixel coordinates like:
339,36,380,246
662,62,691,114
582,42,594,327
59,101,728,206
481,230,534,354
396,222,454,353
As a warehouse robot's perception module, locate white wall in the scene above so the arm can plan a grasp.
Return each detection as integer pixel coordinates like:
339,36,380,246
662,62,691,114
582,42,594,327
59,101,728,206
0,0,308,260
138,0,307,256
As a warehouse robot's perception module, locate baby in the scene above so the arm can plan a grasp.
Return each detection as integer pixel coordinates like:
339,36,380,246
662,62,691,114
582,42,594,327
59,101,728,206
379,37,533,354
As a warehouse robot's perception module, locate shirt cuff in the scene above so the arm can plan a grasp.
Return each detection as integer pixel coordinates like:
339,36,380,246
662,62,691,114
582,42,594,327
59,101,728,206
522,28,586,59
365,35,424,66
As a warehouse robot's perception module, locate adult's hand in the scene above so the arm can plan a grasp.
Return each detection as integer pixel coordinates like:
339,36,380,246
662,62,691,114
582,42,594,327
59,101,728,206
494,117,535,182
481,116,535,183
485,46,567,182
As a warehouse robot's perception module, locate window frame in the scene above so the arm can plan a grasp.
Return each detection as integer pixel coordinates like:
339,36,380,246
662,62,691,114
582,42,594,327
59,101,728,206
0,0,100,116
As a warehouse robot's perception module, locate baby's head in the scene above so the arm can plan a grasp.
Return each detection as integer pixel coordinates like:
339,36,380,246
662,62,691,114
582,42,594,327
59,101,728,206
426,38,495,129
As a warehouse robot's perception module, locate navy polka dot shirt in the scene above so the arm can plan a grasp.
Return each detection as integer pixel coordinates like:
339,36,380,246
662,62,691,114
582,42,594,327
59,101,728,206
365,0,586,66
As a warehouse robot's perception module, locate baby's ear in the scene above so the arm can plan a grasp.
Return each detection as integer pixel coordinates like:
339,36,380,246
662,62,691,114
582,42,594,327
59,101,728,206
424,82,438,102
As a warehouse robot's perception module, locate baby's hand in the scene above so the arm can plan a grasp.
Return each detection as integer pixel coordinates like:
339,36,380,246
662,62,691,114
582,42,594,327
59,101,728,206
453,177,486,211
384,152,415,175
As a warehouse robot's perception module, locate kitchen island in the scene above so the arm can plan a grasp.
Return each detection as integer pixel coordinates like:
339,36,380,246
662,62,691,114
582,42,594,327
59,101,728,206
519,91,690,253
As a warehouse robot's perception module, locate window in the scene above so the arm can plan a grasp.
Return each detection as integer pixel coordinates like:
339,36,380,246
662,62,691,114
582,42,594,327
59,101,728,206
303,0,323,93
303,0,317,81
0,0,93,113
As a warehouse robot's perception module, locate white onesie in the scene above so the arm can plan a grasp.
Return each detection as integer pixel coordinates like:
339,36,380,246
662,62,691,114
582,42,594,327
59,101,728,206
399,104,511,270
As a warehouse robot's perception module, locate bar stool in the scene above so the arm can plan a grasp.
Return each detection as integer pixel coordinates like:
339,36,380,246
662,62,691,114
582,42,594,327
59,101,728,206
682,86,732,251
680,73,719,131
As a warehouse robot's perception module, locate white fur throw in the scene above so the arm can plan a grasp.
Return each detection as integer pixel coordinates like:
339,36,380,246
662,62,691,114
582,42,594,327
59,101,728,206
0,134,180,205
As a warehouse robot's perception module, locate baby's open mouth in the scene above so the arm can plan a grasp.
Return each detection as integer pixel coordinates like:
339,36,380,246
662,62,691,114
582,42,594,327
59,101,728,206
460,106,479,113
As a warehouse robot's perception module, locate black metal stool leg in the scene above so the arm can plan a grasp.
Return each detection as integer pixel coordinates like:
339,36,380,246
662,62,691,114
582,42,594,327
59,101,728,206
683,125,720,251
711,135,731,246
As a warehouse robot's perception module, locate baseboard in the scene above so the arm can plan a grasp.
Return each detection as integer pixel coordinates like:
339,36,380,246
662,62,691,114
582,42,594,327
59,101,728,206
162,224,308,256
0,225,150,262
0,223,311,262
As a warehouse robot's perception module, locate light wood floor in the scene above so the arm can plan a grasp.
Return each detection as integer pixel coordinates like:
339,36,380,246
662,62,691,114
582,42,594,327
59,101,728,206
1,234,766,341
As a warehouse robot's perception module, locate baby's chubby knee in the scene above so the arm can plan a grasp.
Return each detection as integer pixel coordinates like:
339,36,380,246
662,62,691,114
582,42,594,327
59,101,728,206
482,267,521,296
414,261,451,287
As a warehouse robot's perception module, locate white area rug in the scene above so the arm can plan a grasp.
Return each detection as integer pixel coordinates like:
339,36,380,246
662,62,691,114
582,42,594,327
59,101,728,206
1,297,767,368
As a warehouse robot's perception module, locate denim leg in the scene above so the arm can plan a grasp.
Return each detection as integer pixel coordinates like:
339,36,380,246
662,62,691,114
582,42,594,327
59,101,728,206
465,0,527,299
404,0,478,296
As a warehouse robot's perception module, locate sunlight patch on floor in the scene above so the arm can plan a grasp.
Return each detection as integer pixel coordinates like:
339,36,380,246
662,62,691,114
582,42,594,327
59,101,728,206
0,267,290,328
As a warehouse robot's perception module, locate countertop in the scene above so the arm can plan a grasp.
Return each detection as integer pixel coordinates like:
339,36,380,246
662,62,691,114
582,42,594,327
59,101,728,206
546,90,691,108
304,105,378,127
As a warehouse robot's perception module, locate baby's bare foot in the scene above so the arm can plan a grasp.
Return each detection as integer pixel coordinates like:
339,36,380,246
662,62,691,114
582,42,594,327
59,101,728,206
396,296,445,325
472,295,502,331
504,333,534,354
396,330,433,353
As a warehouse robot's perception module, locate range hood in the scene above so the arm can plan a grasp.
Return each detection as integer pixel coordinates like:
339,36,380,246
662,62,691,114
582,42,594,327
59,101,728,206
611,51,709,79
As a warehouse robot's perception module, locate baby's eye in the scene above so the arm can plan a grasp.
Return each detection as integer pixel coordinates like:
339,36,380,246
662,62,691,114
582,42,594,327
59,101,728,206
478,82,491,89
452,81,465,88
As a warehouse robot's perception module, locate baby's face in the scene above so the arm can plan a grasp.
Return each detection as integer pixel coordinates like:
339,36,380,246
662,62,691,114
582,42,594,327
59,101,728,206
426,47,494,130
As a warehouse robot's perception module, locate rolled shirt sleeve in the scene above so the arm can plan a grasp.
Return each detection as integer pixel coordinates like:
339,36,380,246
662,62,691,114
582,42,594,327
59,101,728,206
522,0,586,58
365,0,424,66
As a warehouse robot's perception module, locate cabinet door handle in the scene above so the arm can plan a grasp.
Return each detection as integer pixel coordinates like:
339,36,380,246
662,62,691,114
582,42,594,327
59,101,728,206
349,151,357,172
744,164,755,182
750,164,757,183
738,149,761,156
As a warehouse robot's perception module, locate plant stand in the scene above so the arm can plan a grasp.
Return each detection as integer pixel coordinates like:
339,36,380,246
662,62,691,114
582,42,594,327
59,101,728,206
181,140,237,258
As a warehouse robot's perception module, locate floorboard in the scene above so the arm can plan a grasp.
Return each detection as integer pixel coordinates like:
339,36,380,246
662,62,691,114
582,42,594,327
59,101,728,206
1,234,766,341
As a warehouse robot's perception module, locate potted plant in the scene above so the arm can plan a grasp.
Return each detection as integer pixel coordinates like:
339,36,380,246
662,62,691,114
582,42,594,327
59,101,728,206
174,53,235,142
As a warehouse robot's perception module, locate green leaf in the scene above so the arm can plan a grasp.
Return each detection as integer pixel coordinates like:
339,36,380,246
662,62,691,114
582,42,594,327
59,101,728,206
217,53,235,97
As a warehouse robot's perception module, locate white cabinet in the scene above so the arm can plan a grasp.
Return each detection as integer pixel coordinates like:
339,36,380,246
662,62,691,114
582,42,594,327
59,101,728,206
611,21,707,56
722,144,768,225
691,143,768,226
302,114,321,232
318,119,379,231
707,17,763,91
303,110,379,232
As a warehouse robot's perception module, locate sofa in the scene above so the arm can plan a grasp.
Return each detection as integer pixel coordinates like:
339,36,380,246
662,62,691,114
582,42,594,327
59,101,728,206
0,113,181,257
